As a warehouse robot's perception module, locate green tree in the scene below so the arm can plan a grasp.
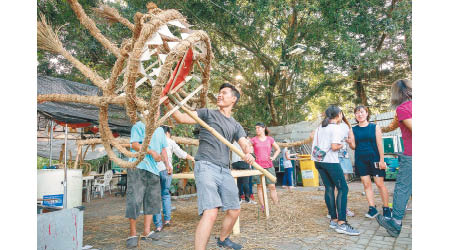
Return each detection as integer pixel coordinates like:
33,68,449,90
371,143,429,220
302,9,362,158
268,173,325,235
162,0,412,125
37,0,411,128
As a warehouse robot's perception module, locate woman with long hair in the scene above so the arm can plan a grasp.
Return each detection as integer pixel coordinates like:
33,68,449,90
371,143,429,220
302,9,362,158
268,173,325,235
250,122,281,210
376,79,412,237
312,105,359,235
325,112,355,218
348,105,391,219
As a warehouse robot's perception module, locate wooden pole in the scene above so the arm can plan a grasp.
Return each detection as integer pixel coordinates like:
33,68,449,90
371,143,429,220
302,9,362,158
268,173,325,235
74,144,82,169
232,177,240,235
261,175,270,217
168,94,277,183
63,124,68,209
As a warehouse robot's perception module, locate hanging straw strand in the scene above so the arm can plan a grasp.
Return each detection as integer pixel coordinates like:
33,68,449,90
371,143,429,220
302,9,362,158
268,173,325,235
92,4,135,30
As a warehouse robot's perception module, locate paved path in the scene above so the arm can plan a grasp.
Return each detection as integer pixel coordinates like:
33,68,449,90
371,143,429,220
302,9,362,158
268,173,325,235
82,181,412,249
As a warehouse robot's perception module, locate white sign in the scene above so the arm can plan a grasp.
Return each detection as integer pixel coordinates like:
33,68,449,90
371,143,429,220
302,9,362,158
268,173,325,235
301,170,314,179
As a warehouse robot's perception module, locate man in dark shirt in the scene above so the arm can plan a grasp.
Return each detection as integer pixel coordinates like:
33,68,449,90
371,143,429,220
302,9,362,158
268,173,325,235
165,83,254,250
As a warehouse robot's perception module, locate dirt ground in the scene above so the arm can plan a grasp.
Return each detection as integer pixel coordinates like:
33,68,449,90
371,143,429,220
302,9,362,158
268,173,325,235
82,181,411,250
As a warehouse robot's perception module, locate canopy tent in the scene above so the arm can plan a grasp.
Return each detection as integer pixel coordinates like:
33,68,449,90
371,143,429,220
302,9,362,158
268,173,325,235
37,75,133,135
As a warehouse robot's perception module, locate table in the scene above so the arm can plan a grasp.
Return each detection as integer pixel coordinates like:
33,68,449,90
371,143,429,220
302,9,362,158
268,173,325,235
172,169,270,235
82,175,94,203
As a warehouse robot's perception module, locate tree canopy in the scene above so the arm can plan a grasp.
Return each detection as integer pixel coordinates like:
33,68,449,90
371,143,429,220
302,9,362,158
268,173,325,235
37,0,412,129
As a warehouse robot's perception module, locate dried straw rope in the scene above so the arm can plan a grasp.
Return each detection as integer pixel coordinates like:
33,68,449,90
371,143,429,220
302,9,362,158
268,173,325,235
381,114,399,133
38,1,212,168
123,9,186,124
37,14,64,54
67,0,120,58
37,15,106,90
92,4,135,30
105,39,132,95
76,135,199,147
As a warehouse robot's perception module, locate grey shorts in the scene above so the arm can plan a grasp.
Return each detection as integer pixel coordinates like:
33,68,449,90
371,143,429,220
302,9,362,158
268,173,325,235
125,168,161,220
194,161,240,216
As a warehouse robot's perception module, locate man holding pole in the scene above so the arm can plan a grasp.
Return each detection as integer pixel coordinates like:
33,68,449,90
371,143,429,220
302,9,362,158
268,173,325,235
165,83,254,250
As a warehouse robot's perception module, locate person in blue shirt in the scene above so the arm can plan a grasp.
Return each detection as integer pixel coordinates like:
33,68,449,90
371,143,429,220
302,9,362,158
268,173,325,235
125,117,170,249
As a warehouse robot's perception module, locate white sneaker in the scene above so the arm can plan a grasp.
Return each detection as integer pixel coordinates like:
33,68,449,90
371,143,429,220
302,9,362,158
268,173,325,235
329,220,338,229
346,209,355,217
326,214,331,219
247,200,257,205
335,222,360,236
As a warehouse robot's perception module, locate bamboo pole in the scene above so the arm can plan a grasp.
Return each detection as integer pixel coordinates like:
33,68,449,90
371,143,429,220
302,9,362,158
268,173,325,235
63,124,68,209
159,85,203,125
49,120,54,166
74,144,82,169
261,175,270,217
232,177,240,235
167,94,276,183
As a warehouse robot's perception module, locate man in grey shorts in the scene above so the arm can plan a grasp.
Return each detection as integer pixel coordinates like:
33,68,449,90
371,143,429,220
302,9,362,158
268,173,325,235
165,83,254,250
126,121,171,249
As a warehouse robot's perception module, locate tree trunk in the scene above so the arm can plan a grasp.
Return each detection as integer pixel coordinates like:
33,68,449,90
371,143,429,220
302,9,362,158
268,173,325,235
354,75,368,106
266,91,279,126
267,70,281,126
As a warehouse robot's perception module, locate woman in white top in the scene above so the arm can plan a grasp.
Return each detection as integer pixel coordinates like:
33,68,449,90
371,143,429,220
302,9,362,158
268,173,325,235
337,113,355,217
311,105,359,236
281,142,297,191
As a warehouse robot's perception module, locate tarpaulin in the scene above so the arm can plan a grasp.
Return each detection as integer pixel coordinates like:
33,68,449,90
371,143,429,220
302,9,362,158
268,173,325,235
37,75,133,135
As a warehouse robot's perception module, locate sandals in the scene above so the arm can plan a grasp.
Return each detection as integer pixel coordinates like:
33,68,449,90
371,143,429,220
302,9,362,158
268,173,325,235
164,221,171,227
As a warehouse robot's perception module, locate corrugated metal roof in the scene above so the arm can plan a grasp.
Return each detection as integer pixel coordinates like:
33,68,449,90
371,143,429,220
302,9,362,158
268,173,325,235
268,119,321,143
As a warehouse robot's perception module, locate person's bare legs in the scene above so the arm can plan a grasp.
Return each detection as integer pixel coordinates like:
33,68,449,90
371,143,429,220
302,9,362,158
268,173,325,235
374,177,389,207
219,209,240,241
268,184,279,205
143,215,152,235
256,184,264,207
195,208,218,250
129,218,137,237
360,176,375,206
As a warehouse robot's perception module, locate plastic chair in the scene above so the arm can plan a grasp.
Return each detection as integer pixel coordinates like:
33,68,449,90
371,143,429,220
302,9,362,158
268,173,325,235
93,170,113,198
115,174,127,197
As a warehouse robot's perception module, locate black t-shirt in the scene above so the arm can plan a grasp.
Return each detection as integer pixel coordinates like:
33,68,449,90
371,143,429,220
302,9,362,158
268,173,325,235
195,108,246,168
